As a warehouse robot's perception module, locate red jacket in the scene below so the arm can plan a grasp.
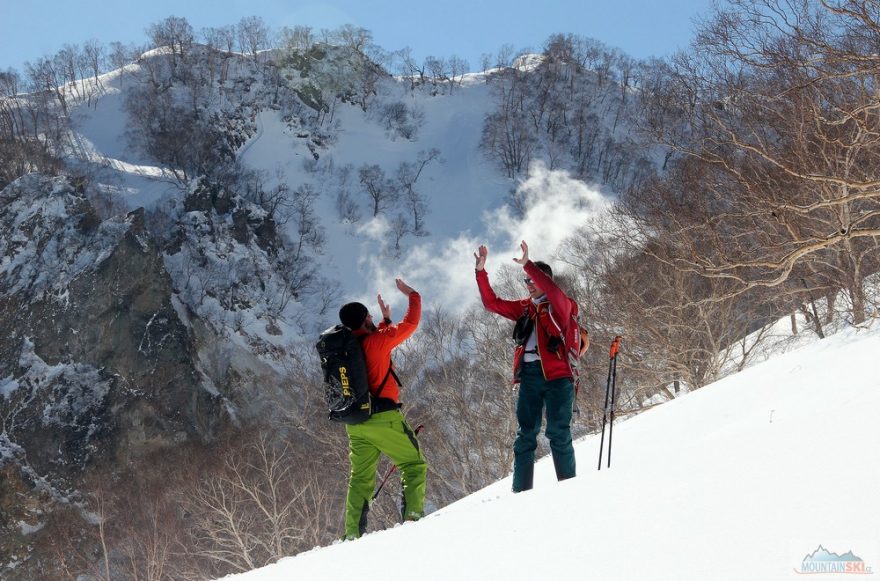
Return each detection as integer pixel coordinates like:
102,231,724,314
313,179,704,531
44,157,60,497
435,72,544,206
476,261,574,383
353,292,421,403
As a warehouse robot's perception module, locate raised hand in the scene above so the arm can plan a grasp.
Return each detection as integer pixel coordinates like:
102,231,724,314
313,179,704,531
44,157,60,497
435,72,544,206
512,240,529,266
377,293,391,320
395,278,416,295
474,245,488,271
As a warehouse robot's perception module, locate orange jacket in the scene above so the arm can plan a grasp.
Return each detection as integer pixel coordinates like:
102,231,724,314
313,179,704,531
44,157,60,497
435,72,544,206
476,261,575,383
353,291,421,403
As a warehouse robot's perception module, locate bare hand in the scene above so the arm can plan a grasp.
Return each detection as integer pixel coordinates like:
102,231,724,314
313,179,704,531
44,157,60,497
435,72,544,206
377,293,391,320
512,240,529,266
395,278,416,295
474,245,488,271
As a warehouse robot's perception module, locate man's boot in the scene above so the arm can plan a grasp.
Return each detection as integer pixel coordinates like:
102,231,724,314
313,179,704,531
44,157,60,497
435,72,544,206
512,462,534,493
552,451,576,482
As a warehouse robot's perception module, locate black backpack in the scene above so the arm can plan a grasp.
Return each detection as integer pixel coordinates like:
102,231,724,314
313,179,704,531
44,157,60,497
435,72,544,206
316,325,372,424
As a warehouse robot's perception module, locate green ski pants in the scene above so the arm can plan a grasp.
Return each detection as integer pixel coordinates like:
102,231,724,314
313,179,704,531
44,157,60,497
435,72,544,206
344,409,427,539
512,361,576,492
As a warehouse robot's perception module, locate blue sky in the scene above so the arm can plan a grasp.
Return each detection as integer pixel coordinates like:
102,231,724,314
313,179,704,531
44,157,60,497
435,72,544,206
1,0,715,74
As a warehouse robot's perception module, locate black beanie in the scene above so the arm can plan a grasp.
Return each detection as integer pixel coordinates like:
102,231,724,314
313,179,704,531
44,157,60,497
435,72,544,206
339,302,369,330
534,260,553,279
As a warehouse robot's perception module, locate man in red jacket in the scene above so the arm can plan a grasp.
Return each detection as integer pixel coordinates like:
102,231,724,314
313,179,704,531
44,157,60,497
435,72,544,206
475,241,576,492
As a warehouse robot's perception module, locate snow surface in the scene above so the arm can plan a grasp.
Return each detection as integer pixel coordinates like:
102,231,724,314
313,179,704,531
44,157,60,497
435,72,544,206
222,323,880,581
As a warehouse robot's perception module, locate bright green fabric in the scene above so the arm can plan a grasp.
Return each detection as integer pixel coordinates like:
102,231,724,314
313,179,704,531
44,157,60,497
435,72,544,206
344,409,427,539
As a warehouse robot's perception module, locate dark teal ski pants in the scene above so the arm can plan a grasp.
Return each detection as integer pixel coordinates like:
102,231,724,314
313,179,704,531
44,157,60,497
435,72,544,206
512,361,576,492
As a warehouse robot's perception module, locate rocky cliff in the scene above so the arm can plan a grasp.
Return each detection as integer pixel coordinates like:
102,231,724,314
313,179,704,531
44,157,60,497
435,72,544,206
0,174,230,568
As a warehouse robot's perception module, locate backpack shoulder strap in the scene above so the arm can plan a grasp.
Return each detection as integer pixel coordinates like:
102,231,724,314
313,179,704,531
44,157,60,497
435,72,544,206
544,301,564,336
374,361,401,398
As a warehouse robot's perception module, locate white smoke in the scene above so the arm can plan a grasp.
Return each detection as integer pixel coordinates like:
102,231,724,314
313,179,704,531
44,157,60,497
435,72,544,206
362,162,612,316
489,161,609,271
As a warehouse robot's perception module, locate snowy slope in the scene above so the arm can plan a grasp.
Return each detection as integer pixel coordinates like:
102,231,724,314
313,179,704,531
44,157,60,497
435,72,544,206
67,66,184,205
223,323,880,581
65,61,611,330
236,74,610,322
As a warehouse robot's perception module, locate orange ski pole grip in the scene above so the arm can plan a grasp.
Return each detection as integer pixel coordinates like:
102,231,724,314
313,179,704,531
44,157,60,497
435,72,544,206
609,336,622,359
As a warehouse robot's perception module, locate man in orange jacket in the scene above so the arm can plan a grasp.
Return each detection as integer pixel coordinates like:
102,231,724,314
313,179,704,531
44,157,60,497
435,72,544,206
338,278,426,539
475,241,577,492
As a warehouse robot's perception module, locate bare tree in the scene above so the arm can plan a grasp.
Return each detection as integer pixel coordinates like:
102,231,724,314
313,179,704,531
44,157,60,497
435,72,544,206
379,101,407,135
424,55,449,90
199,25,238,85
643,0,880,324
125,80,237,183
448,55,469,91
55,44,81,102
146,16,194,76
183,431,341,575
331,162,362,224
480,71,536,178
480,52,493,73
288,182,326,256
395,46,426,91
334,24,373,53
335,188,362,224
26,55,69,116
237,16,270,62
108,41,135,86
81,39,105,106
395,148,440,236
358,164,399,216
279,25,314,52
0,68,54,186
495,43,515,68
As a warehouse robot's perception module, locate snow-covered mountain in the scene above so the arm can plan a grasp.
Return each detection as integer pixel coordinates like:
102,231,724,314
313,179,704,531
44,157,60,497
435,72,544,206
223,322,880,581
61,45,627,325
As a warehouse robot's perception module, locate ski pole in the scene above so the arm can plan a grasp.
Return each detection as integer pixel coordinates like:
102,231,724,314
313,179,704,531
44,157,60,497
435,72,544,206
371,424,424,501
598,336,621,470
607,337,620,468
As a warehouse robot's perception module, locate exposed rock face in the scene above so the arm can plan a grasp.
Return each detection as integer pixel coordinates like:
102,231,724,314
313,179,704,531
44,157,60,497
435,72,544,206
0,174,235,573
0,175,306,574
0,173,225,486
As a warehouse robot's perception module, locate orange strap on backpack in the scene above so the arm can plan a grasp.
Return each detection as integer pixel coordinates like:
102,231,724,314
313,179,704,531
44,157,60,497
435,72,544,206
578,328,590,357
